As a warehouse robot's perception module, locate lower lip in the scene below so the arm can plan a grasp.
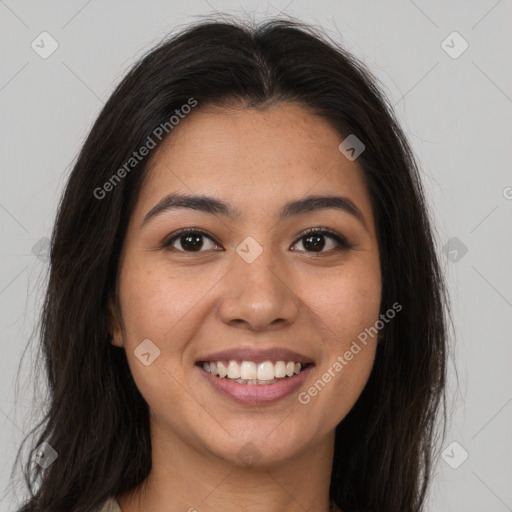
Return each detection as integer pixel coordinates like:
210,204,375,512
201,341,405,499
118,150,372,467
197,365,313,405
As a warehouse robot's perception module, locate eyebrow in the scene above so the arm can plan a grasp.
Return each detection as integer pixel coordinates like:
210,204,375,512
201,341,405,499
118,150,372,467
142,192,368,231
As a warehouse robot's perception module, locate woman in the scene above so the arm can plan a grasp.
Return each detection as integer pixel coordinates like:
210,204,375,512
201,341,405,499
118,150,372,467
11,16,451,512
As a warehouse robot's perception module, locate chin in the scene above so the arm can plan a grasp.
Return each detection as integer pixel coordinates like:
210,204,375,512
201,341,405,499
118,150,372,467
201,423,312,468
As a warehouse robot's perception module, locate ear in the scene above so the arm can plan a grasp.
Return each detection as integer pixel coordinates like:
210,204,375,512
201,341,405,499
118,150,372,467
107,295,124,347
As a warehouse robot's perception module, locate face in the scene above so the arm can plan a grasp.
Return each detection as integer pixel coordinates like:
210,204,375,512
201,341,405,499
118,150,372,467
111,102,382,468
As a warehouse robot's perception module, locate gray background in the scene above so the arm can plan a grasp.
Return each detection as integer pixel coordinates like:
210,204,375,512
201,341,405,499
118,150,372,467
1,1,511,511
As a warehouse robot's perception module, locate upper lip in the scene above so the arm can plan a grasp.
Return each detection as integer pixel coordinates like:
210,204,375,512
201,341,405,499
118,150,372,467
196,347,314,365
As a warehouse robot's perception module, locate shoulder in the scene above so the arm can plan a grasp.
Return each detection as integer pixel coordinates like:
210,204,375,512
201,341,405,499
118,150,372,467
92,497,122,512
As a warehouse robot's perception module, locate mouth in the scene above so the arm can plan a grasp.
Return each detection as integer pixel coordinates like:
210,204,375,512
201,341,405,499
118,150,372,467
195,349,314,404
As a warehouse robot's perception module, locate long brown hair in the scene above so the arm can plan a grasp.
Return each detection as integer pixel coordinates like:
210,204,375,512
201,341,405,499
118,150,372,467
9,16,452,512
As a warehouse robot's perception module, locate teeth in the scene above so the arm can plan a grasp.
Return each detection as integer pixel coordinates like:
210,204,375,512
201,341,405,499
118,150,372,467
257,361,275,380
227,360,241,379
240,361,257,380
217,361,227,378
233,378,277,385
202,360,306,383
275,361,286,378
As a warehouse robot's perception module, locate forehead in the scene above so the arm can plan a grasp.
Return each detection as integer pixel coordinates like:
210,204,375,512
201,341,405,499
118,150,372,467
134,102,374,228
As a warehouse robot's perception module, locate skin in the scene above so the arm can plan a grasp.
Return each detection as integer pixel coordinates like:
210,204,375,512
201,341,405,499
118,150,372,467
111,102,382,512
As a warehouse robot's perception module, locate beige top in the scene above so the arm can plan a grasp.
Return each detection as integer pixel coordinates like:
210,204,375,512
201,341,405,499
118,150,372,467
95,497,122,512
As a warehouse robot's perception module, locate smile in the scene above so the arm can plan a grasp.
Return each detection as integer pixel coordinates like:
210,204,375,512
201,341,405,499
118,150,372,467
200,360,310,385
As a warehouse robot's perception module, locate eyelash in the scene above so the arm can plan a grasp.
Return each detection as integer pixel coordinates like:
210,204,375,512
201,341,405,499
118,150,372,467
162,227,355,254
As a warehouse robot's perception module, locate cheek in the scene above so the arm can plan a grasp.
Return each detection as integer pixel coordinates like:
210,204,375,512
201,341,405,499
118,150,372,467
296,262,381,414
117,261,199,411
118,259,211,345
301,262,382,349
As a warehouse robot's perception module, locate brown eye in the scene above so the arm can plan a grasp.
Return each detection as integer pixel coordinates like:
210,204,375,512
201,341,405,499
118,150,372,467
291,228,354,253
163,229,221,253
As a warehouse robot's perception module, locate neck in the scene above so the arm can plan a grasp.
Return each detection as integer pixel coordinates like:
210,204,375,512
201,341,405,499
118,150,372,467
118,420,336,512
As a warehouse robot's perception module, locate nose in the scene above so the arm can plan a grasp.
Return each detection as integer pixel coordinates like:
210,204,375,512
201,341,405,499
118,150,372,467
216,244,300,331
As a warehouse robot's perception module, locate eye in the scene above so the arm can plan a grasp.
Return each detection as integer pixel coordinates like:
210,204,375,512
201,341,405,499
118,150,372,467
291,228,354,253
163,229,222,253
